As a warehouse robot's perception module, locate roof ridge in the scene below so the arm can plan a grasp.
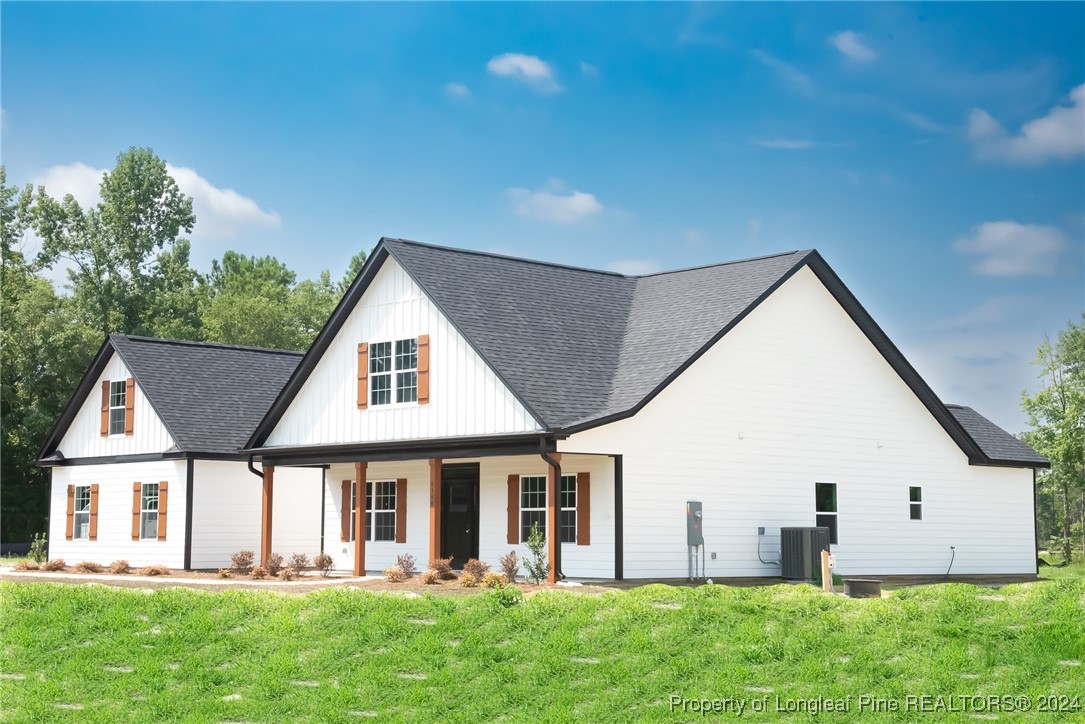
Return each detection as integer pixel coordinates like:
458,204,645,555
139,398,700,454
383,237,630,278
112,334,304,356
635,249,811,278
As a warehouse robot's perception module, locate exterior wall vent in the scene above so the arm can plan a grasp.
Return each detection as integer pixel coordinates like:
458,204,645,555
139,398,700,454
780,527,831,580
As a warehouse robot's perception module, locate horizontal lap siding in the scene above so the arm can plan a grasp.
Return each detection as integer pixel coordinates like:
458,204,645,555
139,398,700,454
49,461,187,568
189,461,323,570
57,353,174,458
563,266,1035,579
267,258,541,447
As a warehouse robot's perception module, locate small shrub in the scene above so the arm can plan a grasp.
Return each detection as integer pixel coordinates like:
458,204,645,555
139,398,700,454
499,551,520,583
265,553,284,577
313,552,334,578
42,559,66,572
74,561,104,574
13,561,39,571
231,550,255,575
462,558,490,579
488,585,523,608
395,553,416,577
288,553,311,571
419,568,440,585
384,565,407,583
459,573,478,588
481,571,507,589
524,521,550,584
109,560,131,575
217,568,232,579
280,567,297,582
250,565,267,580
29,532,48,563
137,565,169,576
429,556,455,580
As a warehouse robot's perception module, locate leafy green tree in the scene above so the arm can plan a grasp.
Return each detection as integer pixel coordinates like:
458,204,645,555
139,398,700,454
291,270,339,344
29,147,196,337
338,249,368,292
1022,316,1085,562
200,252,298,349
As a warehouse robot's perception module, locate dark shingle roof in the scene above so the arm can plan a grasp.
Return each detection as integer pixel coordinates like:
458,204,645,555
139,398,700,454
386,239,808,427
110,335,302,455
946,405,1049,466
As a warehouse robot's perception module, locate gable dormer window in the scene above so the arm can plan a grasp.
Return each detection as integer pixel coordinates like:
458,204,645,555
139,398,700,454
368,338,417,406
108,381,127,435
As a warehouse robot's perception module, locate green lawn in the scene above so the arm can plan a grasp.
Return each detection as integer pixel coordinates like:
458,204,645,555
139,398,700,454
1038,554,1085,582
1,581,1082,722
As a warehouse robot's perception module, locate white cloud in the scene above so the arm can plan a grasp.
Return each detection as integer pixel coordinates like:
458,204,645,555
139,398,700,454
953,220,1066,276
444,82,471,100
751,50,815,96
829,31,876,62
969,84,1085,164
753,139,814,150
486,53,562,93
580,61,599,78
605,259,661,275
31,161,280,240
505,179,603,224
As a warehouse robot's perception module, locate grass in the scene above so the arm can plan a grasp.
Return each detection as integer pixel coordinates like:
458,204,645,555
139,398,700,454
1,581,1083,721
1039,556,1085,582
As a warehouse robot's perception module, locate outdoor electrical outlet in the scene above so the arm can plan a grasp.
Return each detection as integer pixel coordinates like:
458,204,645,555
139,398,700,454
711,552,717,560
757,526,766,535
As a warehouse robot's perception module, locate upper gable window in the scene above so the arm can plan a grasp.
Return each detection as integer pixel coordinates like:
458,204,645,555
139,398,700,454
108,381,127,435
369,338,417,406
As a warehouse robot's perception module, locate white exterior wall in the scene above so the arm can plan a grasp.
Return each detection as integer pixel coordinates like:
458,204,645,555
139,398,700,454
189,461,323,569
49,460,188,568
57,352,175,459
324,454,615,579
267,257,541,447
562,266,1036,578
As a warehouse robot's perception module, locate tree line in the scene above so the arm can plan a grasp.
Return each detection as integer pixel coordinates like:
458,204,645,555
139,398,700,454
1,148,365,542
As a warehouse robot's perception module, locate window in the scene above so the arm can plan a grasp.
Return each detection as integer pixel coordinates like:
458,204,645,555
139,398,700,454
815,482,838,545
108,380,126,435
369,339,418,406
350,481,397,542
140,483,160,540
520,475,577,543
909,487,923,520
73,485,91,540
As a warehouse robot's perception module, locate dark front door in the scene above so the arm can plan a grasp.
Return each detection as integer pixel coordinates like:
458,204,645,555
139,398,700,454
440,463,479,569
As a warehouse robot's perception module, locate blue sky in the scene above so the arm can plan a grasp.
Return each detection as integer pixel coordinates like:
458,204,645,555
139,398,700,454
2,2,1082,432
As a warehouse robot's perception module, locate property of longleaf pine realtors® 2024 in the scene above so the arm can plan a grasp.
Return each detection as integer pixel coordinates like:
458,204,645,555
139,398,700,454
667,694,1082,716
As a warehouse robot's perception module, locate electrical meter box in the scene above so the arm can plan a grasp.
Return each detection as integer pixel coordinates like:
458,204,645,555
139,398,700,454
686,501,703,546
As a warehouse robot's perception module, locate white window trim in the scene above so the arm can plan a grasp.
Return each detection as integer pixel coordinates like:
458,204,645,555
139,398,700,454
73,484,91,540
140,482,160,540
108,380,126,436
368,338,418,407
519,474,578,544
350,480,397,543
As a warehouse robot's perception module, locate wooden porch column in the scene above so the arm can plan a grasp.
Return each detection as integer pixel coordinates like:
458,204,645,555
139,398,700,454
428,458,442,564
260,465,274,566
354,462,367,576
546,453,561,584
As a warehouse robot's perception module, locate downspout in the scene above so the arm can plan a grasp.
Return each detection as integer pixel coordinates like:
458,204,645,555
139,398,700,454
539,437,563,581
247,455,263,479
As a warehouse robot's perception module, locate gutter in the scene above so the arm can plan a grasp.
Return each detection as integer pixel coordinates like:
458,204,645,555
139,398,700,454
539,437,564,581
247,455,263,479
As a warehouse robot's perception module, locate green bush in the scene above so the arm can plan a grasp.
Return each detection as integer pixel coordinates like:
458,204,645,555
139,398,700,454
487,584,523,608
28,533,47,564
524,522,549,584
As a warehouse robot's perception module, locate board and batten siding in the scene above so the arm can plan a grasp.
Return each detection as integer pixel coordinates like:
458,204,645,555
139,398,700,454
188,461,323,569
561,265,1035,579
56,352,174,459
49,460,188,568
266,257,541,447
324,454,614,579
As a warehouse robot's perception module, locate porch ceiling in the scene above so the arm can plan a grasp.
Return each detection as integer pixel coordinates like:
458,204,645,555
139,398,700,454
248,432,563,466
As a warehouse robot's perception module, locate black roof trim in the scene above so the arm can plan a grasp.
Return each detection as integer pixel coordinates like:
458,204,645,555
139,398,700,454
253,432,559,466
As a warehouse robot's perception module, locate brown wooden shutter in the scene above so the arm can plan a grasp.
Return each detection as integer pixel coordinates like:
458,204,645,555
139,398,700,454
65,485,75,539
89,484,100,541
507,474,519,545
157,481,168,541
417,335,430,404
577,472,591,546
395,478,407,543
124,378,135,435
357,343,369,409
340,480,352,542
131,482,142,540
100,381,110,436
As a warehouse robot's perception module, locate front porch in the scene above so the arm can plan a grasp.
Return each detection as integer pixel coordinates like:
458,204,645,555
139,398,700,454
255,447,621,583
